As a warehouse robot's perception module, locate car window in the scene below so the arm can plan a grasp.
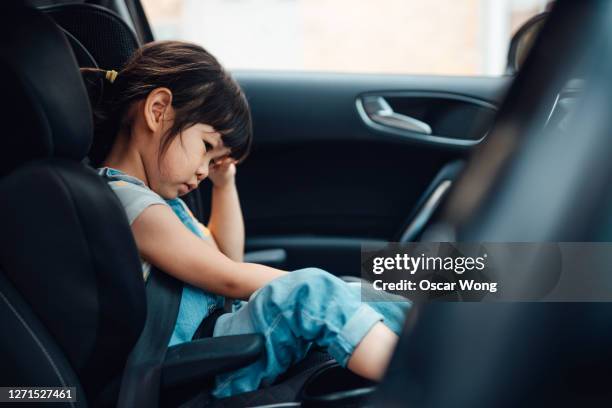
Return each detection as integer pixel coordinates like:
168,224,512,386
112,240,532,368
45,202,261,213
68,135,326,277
141,0,551,76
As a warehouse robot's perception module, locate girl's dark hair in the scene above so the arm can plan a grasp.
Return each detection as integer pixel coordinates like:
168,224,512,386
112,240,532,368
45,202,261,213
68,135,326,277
81,41,252,167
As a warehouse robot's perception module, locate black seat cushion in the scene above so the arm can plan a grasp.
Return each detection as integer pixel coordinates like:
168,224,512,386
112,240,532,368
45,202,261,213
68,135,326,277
0,159,146,402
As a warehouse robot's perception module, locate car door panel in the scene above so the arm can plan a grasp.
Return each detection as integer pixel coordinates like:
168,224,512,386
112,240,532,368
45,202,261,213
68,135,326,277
196,72,511,272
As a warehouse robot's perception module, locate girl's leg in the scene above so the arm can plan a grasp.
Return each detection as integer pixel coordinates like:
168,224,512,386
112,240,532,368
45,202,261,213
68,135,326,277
210,268,410,399
343,279,411,380
347,321,399,380
345,280,412,336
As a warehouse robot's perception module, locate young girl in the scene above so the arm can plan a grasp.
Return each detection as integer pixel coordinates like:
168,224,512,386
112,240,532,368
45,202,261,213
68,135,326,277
82,41,410,399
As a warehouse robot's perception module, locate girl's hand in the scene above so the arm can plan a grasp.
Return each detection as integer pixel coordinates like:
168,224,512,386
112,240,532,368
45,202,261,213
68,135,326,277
208,157,237,188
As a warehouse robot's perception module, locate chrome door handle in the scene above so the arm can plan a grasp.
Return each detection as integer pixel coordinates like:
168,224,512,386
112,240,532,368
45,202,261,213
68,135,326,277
361,96,432,135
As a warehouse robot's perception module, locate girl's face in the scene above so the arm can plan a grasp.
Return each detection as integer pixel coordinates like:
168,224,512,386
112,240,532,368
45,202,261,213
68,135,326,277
152,123,229,199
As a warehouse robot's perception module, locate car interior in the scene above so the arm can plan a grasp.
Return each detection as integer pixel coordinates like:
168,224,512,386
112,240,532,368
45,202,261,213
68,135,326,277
1,0,612,407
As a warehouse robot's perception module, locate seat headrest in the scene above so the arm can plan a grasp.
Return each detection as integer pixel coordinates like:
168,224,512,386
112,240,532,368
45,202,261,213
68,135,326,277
42,3,141,70
0,5,92,176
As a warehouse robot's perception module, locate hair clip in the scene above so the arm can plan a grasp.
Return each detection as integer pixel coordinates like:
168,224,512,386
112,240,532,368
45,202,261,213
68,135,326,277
105,70,118,84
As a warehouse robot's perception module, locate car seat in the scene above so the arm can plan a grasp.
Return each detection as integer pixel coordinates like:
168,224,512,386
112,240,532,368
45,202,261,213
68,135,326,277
0,3,146,406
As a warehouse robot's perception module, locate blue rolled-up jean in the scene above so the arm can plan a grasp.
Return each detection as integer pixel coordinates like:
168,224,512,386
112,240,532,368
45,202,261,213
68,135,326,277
211,268,411,398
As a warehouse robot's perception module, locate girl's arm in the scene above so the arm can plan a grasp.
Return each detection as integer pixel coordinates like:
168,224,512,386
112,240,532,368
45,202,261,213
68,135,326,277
132,204,285,300
207,158,245,261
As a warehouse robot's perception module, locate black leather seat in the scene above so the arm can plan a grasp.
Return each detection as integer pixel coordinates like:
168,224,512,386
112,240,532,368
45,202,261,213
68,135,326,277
0,4,146,405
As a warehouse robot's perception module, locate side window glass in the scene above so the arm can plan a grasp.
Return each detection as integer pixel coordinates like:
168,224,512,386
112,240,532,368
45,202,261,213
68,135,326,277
141,0,552,76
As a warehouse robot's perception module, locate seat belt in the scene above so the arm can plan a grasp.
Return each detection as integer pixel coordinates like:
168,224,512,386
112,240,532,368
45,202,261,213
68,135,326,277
117,268,182,408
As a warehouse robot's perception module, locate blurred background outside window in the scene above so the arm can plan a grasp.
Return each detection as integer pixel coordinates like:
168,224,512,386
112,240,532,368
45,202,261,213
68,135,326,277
141,0,551,76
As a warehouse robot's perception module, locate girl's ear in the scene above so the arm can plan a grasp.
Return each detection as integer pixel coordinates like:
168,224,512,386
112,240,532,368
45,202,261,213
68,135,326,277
143,87,173,133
